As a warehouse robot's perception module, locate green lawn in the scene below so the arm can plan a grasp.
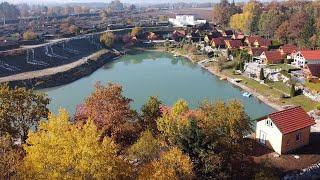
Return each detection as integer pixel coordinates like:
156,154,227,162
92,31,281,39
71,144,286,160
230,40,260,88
305,82,320,93
267,64,296,71
266,81,290,95
222,69,317,111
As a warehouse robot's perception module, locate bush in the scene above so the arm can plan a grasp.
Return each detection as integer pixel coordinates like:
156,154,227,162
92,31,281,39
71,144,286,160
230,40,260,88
100,32,115,48
316,104,320,110
23,31,37,40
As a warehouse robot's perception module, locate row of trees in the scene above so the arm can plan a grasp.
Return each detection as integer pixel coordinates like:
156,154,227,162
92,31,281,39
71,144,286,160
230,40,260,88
0,82,278,179
213,0,320,48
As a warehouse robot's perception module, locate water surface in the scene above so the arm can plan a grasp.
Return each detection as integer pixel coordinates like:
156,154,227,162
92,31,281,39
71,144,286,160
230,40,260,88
41,51,274,119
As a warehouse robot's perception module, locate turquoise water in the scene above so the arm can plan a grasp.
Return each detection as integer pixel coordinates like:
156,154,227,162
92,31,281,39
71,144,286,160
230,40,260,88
41,51,274,118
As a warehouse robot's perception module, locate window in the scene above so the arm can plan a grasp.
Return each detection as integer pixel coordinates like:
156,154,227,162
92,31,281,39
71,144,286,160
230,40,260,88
296,133,301,142
265,119,273,127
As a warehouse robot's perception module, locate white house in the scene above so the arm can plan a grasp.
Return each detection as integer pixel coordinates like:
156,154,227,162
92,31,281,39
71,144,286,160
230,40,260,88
169,15,206,27
293,50,320,68
256,106,315,154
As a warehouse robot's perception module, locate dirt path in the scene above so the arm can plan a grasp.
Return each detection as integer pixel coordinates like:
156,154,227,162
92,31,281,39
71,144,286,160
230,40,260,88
0,49,109,83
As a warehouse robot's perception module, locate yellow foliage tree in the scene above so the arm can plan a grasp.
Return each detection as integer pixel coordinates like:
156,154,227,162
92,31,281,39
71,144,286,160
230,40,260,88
230,0,261,34
100,32,115,48
157,99,191,144
138,147,194,180
127,130,160,163
23,31,37,40
19,109,132,179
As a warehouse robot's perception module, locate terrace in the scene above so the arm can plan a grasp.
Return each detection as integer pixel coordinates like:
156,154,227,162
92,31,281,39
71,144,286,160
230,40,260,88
0,35,102,77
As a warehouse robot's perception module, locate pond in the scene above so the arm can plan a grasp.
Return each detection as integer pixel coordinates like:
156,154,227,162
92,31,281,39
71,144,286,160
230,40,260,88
41,51,274,119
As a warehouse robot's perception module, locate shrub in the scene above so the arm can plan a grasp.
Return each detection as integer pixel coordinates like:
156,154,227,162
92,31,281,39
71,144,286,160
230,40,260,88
100,32,115,48
23,31,37,40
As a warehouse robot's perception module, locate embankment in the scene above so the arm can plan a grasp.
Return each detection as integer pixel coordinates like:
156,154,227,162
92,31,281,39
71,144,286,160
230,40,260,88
0,49,119,89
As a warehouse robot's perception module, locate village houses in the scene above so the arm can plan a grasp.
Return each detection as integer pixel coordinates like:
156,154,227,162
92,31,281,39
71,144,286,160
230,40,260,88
293,50,320,68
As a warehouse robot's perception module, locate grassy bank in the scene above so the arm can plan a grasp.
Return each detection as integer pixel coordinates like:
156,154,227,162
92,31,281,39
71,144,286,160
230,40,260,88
223,69,317,111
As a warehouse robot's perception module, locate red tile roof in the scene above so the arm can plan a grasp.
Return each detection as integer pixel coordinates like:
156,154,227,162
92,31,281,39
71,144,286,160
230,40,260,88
250,47,268,56
267,107,315,134
211,37,226,47
255,38,271,47
280,44,298,55
300,50,320,61
307,64,320,77
225,39,243,49
262,51,284,64
246,36,270,47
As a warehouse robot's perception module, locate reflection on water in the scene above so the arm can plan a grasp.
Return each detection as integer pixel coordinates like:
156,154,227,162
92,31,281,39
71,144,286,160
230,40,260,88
41,51,274,118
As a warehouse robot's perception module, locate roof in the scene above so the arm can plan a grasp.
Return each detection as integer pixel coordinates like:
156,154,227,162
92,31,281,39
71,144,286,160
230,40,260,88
255,38,271,47
246,36,270,47
300,50,320,61
211,37,226,46
225,39,242,49
280,44,298,55
250,47,268,56
307,64,320,77
261,51,284,63
265,107,315,134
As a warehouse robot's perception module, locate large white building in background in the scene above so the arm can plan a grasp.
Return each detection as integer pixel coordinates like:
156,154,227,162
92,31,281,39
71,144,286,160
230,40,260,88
169,15,206,27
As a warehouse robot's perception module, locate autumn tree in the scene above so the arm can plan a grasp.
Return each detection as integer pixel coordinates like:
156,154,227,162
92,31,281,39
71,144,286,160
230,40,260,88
131,26,141,37
137,147,194,180
212,0,239,27
141,96,162,135
258,10,285,39
78,82,141,146
19,109,132,179
23,31,38,40
0,134,22,179
100,32,115,48
157,99,192,145
0,84,50,142
197,100,253,178
275,20,290,44
230,0,262,34
68,25,79,34
127,130,160,163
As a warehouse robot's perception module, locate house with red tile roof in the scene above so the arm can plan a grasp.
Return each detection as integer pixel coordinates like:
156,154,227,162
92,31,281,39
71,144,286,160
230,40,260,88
279,44,298,59
224,39,243,50
293,50,320,67
248,47,268,60
256,106,315,154
259,51,285,64
304,64,320,83
211,37,226,49
245,36,271,48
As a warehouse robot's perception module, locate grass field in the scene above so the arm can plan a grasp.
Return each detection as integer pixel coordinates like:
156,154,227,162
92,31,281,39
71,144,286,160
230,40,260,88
223,69,317,111
305,82,320,93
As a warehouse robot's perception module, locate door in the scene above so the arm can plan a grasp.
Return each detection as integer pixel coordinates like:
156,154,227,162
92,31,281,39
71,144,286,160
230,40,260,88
259,130,267,145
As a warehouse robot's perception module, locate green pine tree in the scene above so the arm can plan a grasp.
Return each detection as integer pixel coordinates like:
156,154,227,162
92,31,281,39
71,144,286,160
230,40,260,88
259,68,265,80
290,84,296,97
